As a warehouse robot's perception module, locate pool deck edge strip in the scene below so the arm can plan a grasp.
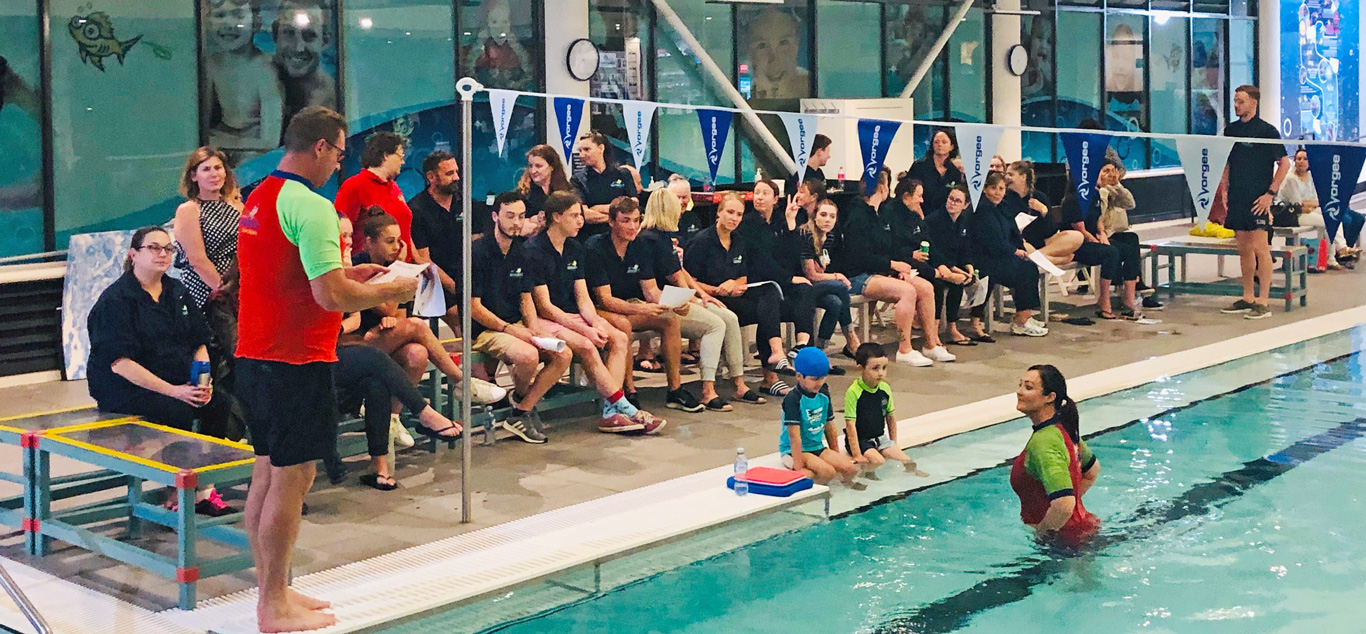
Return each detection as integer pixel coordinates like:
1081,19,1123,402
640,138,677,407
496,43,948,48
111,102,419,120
0,558,197,634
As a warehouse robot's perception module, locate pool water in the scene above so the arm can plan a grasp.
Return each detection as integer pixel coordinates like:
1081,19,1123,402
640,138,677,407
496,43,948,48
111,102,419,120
386,337,1366,634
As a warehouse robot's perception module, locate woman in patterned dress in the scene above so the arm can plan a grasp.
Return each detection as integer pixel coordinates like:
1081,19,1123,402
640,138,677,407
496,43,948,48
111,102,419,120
173,147,242,308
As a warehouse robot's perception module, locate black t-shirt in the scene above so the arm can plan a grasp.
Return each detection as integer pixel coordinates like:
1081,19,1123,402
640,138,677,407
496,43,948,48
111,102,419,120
636,229,683,291
1223,117,1287,205
683,226,748,286
906,157,965,214
470,234,530,337
880,198,928,265
525,232,588,314
1060,192,1100,235
409,189,466,281
925,208,972,269
677,210,707,247
584,233,647,302
86,272,212,411
798,227,840,274
572,165,638,239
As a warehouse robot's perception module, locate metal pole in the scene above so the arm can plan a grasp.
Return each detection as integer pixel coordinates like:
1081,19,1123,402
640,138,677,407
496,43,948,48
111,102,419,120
0,562,52,634
898,0,975,100
456,77,481,523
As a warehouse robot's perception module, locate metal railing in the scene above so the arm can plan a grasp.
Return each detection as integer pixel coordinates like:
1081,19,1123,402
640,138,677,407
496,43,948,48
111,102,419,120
0,561,52,634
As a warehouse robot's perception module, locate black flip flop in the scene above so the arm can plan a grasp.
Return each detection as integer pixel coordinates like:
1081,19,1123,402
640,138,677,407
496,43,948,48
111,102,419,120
633,358,665,373
1095,310,1121,321
734,390,767,405
840,347,859,360
764,381,792,397
770,358,797,376
704,397,733,412
359,473,398,491
414,423,462,441
970,333,996,344
949,338,977,346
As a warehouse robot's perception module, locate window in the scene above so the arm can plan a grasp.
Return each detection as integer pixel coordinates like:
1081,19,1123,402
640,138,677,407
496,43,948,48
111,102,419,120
1105,14,1147,171
948,8,987,123
589,0,650,100
654,0,735,185
0,5,43,256
459,0,541,198
1056,11,1102,129
885,3,945,112
816,0,881,99
1228,18,1256,125
1020,6,1056,163
736,0,812,102
1150,15,1188,167
1191,18,1225,135
51,0,199,244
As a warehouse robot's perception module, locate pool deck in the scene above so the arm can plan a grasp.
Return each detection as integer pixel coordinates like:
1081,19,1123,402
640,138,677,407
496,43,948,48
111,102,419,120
4,222,1366,633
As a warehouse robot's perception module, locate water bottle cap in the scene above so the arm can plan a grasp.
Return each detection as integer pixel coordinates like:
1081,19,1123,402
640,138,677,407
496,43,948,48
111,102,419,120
736,447,744,454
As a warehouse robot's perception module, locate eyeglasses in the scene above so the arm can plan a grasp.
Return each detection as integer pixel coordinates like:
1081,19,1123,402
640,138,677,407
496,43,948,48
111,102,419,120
138,244,176,255
324,138,347,159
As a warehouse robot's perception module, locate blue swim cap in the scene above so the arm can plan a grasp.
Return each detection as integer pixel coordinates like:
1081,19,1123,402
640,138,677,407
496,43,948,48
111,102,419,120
793,347,830,378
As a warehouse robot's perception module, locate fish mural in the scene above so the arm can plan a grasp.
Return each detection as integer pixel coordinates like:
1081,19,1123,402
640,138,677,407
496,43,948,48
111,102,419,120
69,12,143,71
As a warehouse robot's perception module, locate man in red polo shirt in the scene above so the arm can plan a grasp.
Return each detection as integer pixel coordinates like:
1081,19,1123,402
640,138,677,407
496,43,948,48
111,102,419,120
335,130,415,258
237,107,417,633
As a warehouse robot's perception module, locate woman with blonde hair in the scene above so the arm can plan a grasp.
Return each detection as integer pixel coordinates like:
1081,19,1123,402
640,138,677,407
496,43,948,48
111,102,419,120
173,146,242,308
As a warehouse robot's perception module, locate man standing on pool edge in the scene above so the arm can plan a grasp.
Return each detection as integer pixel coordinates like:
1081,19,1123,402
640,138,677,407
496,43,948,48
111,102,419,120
1011,364,1100,546
1219,85,1290,321
237,106,418,632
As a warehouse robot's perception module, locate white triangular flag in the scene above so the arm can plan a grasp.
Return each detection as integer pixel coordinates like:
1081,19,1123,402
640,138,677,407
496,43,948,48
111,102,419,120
622,100,657,173
955,123,1006,209
777,112,819,184
1175,136,1236,228
487,89,519,157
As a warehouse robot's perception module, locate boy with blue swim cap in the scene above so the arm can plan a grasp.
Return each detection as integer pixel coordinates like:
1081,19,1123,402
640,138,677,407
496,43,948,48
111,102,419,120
779,348,864,489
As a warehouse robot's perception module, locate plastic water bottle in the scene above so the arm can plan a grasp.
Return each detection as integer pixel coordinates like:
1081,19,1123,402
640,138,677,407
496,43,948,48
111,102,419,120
733,448,748,497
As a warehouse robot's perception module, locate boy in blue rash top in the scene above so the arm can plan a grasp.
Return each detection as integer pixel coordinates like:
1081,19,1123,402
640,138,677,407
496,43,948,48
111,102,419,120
779,348,864,489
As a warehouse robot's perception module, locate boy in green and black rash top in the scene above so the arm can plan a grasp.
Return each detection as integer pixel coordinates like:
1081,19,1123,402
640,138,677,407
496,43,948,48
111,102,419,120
844,343,928,477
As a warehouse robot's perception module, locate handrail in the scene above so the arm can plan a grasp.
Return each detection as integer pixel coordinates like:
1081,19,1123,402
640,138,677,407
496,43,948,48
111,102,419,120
0,562,52,634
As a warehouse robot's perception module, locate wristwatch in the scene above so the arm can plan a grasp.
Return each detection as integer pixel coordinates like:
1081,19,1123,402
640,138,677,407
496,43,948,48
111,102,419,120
1267,189,1278,197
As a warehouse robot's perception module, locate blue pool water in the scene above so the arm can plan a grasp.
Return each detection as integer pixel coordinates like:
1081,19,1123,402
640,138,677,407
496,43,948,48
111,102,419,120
385,339,1366,634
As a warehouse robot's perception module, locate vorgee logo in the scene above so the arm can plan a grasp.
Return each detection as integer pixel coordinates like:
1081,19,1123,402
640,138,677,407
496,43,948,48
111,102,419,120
633,111,646,160
707,116,721,165
1077,140,1092,200
1197,148,1212,209
496,98,508,139
794,119,809,166
1327,154,1343,220
864,124,883,180
562,102,574,151
970,135,985,190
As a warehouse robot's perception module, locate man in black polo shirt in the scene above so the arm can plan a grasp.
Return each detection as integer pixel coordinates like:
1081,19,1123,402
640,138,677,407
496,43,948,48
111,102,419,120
409,150,483,334
469,191,573,444
526,191,665,434
586,197,704,413
785,133,832,196
1219,85,1290,320
572,130,639,240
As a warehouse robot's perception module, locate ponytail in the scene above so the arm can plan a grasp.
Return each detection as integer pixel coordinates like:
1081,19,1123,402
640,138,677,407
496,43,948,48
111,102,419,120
1029,364,1079,443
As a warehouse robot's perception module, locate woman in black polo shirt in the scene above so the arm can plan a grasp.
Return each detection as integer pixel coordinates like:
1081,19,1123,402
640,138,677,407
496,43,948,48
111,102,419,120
572,131,640,239
969,172,1048,337
518,144,573,235
746,179,818,356
1004,160,1082,266
684,192,794,397
926,185,978,346
905,127,965,213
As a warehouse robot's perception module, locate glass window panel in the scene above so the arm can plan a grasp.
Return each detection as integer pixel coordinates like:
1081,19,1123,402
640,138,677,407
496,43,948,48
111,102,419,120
1105,14,1147,171
1150,16,1189,168
654,0,735,186
1228,19,1259,126
459,0,542,198
948,8,986,123
1194,0,1231,14
1056,11,1102,129
1021,6,1055,163
885,3,945,113
1191,18,1225,135
1278,4,1356,141
816,1,881,99
737,0,812,102
589,0,650,100
0,5,44,256
52,0,199,243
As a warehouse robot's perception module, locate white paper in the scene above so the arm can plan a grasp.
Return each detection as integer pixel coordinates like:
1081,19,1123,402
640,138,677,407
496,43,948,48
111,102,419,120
413,266,446,318
1028,250,1066,277
1134,317,1162,325
1015,212,1037,233
533,336,567,352
658,285,696,308
961,275,989,309
364,260,429,285
744,280,785,300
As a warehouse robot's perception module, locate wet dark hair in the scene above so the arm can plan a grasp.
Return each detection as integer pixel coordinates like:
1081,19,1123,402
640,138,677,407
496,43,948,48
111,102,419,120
124,226,171,272
360,131,407,169
854,342,887,367
358,205,397,240
1029,364,1079,443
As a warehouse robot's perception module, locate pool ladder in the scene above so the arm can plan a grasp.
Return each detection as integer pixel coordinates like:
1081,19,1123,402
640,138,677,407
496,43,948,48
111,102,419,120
0,561,51,634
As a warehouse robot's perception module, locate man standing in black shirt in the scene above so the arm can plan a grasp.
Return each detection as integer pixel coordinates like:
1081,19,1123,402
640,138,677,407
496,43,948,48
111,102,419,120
410,151,477,335
469,192,573,444
1219,85,1290,320
786,133,831,195
572,131,639,240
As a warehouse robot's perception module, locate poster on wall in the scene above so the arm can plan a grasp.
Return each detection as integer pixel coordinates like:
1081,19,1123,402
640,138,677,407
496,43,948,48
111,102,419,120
1280,0,1359,142
201,0,340,165
736,4,810,101
0,33,45,256
460,0,538,92
1191,22,1224,136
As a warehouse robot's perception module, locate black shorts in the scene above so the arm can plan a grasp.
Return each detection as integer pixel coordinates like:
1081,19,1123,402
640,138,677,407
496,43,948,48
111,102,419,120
238,358,339,467
1224,196,1271,232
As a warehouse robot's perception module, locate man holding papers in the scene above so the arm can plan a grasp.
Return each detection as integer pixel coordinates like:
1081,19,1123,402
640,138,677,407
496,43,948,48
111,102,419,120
586,197,704,413
469,192,573,444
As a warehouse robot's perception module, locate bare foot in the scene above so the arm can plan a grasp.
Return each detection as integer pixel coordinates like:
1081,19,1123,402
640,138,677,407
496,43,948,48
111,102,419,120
862,471,881,481
845,480,868,491
903,462,929,477
258,602,337,633
288,587,330,611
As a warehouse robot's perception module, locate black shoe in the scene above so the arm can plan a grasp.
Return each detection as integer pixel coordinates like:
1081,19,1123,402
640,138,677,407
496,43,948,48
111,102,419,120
626,391,642,409
1141,296,1164,310
498,414,548,444
826,365,847,376
666,388,705,413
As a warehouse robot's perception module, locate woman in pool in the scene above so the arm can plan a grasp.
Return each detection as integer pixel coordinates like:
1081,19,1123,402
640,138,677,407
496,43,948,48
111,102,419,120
1011,364,1101,545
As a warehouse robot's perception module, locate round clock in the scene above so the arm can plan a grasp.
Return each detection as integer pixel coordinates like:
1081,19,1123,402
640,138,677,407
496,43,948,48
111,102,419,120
1006,44,1029,77
566,38,600,82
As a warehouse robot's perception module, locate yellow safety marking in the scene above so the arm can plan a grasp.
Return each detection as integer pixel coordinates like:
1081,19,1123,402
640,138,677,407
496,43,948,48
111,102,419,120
37,417,142,435
42,420,255,473
0,405,101,433
42,435,181,473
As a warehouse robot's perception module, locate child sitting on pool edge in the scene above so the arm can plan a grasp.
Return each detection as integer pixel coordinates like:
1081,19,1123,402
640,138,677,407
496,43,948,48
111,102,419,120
780,348,865,490
845,343,928,478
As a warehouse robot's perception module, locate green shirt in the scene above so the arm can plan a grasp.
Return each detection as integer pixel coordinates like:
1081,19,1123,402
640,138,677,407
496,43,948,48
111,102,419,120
844,378,895,442
278,178,343,280
1024,424,1094,498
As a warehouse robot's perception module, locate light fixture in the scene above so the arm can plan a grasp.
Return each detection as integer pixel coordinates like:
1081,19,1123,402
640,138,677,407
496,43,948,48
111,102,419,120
1154,11,1173,25
359,17,373,29
293,11,310,28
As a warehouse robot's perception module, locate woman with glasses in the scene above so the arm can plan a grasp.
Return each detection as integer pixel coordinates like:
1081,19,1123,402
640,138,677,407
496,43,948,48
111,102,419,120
173,147,243,308
926,185,979,346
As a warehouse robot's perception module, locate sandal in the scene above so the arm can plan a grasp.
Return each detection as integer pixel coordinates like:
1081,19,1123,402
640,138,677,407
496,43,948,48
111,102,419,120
764,381,792,397
948,338,977,346
633,357,665,373
1121,309,1144,321
1095,310,1121,321
414,423,462,440
359,473,398,491
703,397,733,412
839,347,859,361
680,351,700,365
970,333,996,344
770,358,797,376
734,390,767,405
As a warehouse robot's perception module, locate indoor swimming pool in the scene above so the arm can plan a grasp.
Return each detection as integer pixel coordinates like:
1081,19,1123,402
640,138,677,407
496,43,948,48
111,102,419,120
379,331,1366,634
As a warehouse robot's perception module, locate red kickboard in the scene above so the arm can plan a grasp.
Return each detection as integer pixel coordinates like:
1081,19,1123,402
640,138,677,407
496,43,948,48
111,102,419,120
739,466,807,486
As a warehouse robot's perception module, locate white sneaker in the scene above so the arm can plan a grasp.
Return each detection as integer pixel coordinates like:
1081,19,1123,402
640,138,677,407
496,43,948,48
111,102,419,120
896,349,934,366
1027,317,1048,330
923,346,956,362
458,377,507,405
390,414,415,449
1011,321,1049,337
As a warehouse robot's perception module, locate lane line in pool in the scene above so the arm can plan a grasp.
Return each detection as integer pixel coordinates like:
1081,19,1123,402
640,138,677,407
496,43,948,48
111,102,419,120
871,417,1366,634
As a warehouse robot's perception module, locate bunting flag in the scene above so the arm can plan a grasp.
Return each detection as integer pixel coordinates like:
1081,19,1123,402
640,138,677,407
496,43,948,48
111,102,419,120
622,101,657,174
857,119,902,196
1174,136,1236,228
553,96,586,162
487,89,519,157
695,108,734,185
1304,143,1366,242
778,112,819,185
1061,132,1113,220
955,123,1006,209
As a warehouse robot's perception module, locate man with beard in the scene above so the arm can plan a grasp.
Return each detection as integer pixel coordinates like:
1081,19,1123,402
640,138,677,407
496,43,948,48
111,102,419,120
410,150,479,334
272,0,336,134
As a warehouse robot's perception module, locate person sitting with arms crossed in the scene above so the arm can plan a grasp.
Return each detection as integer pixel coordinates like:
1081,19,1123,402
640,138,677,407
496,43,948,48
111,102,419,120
1094,157,1155,318
525,191,665,434
586,196,705,413
844,343,927,478
468,192,574,444
1059,162,1139,320
969,171,1048,337
779,348,863,490
408,150,475,336
572,130,640,240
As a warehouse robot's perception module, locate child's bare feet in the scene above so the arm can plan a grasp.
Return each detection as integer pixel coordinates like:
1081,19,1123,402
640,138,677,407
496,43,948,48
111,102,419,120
846,480,868,491
903,461,929,477
862,470,881,481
